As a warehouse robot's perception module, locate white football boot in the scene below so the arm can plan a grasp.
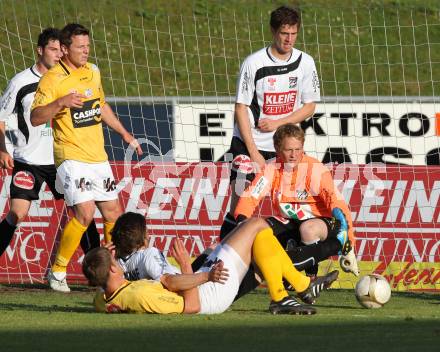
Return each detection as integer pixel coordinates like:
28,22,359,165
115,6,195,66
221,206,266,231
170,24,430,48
48,270,71,293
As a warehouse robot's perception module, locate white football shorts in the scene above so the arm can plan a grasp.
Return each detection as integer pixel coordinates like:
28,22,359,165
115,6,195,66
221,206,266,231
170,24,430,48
197,244,248,314
55,160,118,206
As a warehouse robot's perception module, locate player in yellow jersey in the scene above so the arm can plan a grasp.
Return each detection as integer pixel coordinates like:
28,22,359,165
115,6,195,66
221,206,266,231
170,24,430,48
30,23,142,292
83,214,339,315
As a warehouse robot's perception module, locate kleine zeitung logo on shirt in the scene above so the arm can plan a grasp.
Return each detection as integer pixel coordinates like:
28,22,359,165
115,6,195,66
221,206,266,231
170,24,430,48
263,90,297,115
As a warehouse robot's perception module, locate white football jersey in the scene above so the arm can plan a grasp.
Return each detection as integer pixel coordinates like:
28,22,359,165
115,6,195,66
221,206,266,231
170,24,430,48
118,247,180,281
0,65,54,165
234,47,321,151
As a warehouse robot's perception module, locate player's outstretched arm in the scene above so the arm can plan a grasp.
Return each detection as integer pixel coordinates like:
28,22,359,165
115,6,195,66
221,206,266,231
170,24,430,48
160,262,228,292
100,103,142,155
31,93,86,126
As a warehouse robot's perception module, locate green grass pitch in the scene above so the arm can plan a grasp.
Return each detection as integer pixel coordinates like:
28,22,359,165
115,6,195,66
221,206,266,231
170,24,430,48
0,285,439,352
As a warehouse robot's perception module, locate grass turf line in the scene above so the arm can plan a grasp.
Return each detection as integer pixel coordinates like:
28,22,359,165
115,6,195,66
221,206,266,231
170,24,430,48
0,286,439,352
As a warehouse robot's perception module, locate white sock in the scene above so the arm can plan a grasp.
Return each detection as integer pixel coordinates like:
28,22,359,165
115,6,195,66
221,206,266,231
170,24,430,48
52,271,66,281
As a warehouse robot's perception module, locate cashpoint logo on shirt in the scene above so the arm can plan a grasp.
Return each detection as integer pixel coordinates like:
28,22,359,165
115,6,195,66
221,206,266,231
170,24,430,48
70,98,102,128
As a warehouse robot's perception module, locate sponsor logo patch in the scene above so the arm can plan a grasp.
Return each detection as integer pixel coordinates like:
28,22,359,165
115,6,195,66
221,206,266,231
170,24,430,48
70,98,102,128
103,178,116,192
312,70,320,92
279,203,307,220
241,71,249,93
13,171,35,190
75,177,92,192
32,88,47,107
0,83,13,110
289,76,297,88
63,175,71,190
263,90,297,115
251,176,268,199
296,189,308,200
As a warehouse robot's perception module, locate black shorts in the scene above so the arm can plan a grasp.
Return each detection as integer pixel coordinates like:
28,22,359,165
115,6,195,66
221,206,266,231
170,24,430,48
265,216,337,249
227,136,276,182
10,160,63,201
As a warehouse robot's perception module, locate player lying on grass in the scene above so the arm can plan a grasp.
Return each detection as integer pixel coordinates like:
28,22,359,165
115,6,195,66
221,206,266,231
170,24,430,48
83,215,339,315
111,212,341,305
234,123,359,277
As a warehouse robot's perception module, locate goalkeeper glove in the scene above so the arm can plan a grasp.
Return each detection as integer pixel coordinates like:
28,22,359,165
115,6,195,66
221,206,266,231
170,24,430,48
332,207,349,250
339,246,360,277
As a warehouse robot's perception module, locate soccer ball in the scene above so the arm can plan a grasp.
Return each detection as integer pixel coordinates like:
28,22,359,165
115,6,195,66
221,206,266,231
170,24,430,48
355,274,391,308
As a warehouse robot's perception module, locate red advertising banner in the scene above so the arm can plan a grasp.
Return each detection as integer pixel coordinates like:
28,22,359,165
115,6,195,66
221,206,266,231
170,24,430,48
0,163,439,290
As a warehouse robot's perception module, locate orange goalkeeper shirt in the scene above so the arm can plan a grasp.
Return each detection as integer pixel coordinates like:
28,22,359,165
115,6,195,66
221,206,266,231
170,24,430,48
234,154,355,242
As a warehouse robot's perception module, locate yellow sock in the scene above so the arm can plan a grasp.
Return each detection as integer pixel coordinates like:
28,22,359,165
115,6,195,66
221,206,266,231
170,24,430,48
252,228,310,302
52,217,87,273
103,221,115,243
280,246,310,294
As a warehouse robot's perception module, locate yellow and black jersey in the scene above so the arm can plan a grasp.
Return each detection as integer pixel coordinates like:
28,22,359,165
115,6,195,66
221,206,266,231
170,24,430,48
94,280,184,314
31,60,107,166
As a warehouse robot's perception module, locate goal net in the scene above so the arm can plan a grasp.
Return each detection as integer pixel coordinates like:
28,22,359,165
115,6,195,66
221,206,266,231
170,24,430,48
0,0,439,291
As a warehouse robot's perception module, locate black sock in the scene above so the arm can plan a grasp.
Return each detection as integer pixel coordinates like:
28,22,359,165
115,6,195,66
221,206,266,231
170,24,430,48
80,220,100,254
301,242,320,277
0,219,17,257
286,238,341,272
305,263,319,277
219,213,237,240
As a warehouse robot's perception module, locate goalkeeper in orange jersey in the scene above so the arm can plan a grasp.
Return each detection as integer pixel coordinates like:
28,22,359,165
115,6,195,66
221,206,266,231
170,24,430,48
83,215,339,315
234,123,359,278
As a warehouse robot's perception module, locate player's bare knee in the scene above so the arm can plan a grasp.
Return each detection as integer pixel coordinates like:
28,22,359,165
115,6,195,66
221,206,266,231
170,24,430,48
75,214,94,227
8,199,31,225
6,211,22,226
300,225,321,243
248,217,269,233
299,219,328,243
101,205,122,223
73,203,96,226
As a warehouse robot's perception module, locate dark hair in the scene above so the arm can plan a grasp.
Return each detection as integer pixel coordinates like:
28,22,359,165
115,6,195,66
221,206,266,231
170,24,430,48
37,27,60,48
112,212,147,258
82,247,112,288
60,23,89,47
270,6,301,31
273,123,305,151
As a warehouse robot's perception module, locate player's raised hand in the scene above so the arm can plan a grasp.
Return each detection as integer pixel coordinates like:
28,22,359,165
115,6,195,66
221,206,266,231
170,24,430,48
208,260,229,284
170,237,191,268
103,241,116,258
58,92,86,109
0,150,14,170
